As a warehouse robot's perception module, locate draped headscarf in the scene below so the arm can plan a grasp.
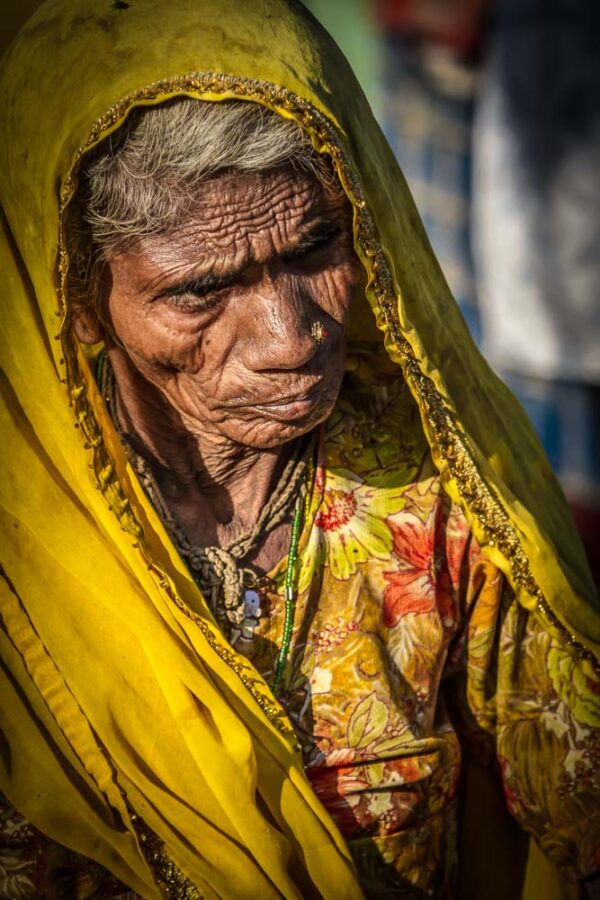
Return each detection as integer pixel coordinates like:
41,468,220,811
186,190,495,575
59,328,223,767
0,1,597,896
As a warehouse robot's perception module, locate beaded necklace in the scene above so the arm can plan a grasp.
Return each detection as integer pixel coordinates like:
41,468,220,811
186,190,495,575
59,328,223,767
96,350,313,694
273,482,307,695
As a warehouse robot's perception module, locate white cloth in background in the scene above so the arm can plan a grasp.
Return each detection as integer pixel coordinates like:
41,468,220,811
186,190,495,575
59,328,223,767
473,28,600,385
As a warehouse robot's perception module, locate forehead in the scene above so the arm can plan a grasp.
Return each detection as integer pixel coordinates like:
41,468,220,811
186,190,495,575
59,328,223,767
138,166,345,263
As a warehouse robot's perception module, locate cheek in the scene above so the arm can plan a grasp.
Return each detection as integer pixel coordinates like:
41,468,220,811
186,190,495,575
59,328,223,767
108,297,211,375
309,262,359,323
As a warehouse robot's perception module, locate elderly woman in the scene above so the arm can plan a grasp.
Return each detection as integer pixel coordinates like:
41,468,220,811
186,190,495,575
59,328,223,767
0,1,598,898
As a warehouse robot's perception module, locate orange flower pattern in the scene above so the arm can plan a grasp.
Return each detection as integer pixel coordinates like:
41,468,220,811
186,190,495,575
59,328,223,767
382,506,462,629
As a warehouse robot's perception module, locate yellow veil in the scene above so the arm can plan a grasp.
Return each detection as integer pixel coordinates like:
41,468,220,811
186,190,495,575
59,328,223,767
0,0,597,897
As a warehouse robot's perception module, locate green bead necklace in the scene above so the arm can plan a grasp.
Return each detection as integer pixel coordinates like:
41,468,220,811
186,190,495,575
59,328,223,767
272,492,305,696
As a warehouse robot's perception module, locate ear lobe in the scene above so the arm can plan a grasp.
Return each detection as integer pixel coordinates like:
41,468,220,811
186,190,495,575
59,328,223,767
71,305,104,345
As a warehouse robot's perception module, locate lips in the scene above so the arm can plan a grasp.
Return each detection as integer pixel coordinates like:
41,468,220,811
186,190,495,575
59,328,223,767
246,381,326,421
256,384,321,407
227,378,324,409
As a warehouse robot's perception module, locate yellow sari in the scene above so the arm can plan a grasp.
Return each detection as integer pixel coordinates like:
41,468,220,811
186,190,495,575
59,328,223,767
0,0,598,897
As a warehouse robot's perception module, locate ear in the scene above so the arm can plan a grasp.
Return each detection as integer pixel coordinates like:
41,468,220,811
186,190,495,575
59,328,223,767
71,304,105,345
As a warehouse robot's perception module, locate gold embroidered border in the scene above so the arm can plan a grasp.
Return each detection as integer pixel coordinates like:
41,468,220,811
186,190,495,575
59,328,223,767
55,73,598,755
130,813,203,900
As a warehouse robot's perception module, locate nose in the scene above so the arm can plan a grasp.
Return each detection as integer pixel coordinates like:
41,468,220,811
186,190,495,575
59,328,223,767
240,273,318,372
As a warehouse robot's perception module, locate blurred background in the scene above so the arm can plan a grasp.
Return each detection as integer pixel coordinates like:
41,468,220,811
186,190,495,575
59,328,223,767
2,0,599,583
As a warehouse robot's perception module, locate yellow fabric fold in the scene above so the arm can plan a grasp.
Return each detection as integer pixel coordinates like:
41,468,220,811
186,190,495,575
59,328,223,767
0,0,597,896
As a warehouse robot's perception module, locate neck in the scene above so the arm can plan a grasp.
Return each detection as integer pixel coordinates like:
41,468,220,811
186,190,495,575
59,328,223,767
106,348,292,548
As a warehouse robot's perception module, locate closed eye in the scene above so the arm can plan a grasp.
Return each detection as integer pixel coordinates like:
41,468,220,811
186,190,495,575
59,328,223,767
168,274,235,299
156,274,235,313
280,223,342,264
168,292,224,313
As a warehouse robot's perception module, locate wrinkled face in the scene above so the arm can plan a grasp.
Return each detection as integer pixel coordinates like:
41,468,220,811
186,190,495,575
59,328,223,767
102,166,362,448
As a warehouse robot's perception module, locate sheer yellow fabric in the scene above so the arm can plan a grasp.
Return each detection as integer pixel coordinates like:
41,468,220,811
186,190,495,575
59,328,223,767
0,0,597,897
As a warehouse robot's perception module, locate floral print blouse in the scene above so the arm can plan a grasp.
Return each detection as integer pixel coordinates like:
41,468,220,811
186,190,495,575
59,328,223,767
1,373,599,898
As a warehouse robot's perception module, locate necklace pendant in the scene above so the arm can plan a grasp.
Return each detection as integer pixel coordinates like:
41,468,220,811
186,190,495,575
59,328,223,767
243,588,261,617
232,588,261,640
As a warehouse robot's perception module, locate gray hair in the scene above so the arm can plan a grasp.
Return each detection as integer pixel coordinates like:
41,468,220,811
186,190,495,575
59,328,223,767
67,98,339,310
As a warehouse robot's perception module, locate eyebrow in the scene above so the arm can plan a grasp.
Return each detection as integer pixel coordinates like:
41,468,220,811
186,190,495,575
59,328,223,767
152,214,343,299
